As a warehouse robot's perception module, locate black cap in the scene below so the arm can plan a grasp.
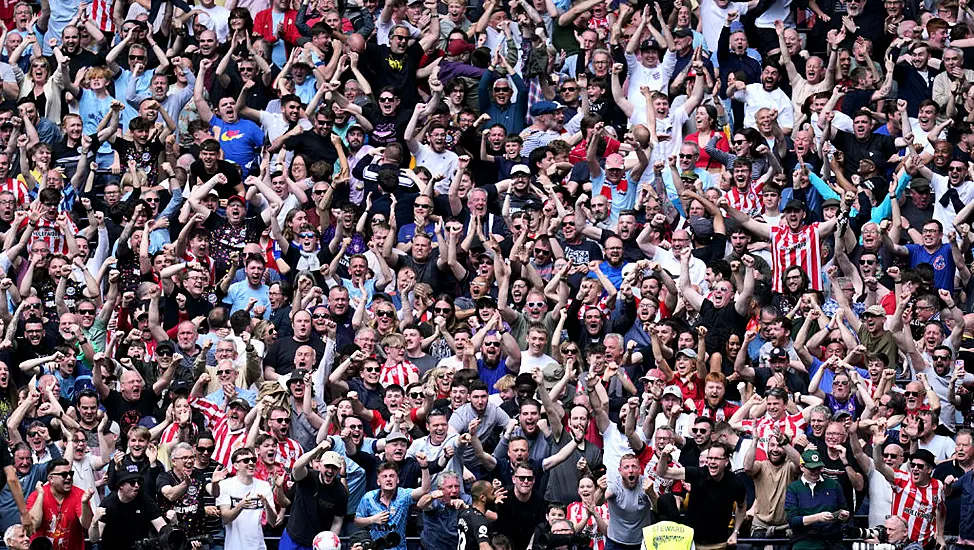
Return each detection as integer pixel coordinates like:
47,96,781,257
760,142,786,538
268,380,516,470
156,340,176,355
782,199,806,212
288,369,309,385
910,449,936,467
769,347,788,360
228,398,251,411
476,296,498,309
116,469,144,485
673,27,693,38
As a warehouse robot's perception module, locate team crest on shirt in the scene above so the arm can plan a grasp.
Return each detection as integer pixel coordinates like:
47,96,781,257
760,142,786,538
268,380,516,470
934,256,947,271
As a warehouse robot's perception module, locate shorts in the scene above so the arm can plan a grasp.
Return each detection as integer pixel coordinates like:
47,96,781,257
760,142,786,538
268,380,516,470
279,529,314,550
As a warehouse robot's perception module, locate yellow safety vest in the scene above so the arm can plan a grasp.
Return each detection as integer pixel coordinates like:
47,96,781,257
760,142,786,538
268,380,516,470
642,521,695,550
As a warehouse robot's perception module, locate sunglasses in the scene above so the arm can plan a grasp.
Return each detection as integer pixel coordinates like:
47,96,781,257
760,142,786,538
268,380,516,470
363,366,381,373
272,417,291,424
409,392,424,399
376,310,396,318
312,313,330,319
904,391,920,397
909,462,928,469
414,203,432,209
300,232,317,238
882,453,901,459
561,86,577,92
562,348,578,355
197,446,214,453
526,302,545,308
217,369,235,376
24,303,41,309
237,457,257,464
378,97,396,103
28,431,42,438
690,428,708,434
484,342,500,347
434,307,452,314
514,475,534,481
860,259,875,265
50,471,74,480
78,309,96,315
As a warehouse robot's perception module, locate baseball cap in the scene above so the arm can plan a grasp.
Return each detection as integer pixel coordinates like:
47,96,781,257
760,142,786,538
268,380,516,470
801,449,824,469
605,153,625,170
672,28,693,38
227,195,246,206
529,101,564,117
822,198,840,209
156,340,176,355
511,164,531,176
207,189,220,198
662,385,683,399
386,431,410,444
320,451,344,468
782,199,806,212
769,347,788,360
910,177,931,192
446,39,475,56
688,217,713,238
642,368,665,382
863,305,887,317
117,468,144,485
542,362,565,390
910,449,936,467
639,39,661,51
228,398,252,411
676,348,698,359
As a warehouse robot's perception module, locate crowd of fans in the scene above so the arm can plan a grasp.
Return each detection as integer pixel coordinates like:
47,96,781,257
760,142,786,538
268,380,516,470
0,0,972,548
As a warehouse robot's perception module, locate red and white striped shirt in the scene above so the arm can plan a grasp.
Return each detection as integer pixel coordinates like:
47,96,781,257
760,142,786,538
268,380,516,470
566,501,609,550
740,412,806,461
380,361,418,388
191,397,249,468
273,435,304,470
0,178,30,206
727,182,763,218
890,469,944,545
22,216,78,255
770,223,822,293
89,0,116,32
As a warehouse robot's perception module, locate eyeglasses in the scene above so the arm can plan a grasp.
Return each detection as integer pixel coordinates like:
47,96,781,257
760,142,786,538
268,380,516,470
376,310,396,318
436,373,452,379
122,478,142,486
27,431,42,438
833,380,848,386
690,428,709,434
949,166,966,172
157,349,173,357
561,86,577,92
414,203,432,209
386,345,404,351
129,55,146,60
24,303,41,309
494,87,511,93
515,475,534,481
239,66,256,72
409,392,424,399
312,189,328,195
562,348,578,355
909,462,928,469
347,425,364,431
391,34,409,40
144,197,159,203
934,355,951,361
236,457,257,464
678,153,697,159
733,139,747,145
860,259,875,265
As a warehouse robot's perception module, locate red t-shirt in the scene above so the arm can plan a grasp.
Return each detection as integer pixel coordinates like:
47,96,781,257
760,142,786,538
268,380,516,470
27,485,86,550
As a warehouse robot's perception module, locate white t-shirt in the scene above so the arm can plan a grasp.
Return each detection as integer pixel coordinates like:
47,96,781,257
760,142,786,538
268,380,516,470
413,144,459,193
216,477,274,550
736,83,795,130
918,434,956,462
519,352,557,374
867,467,894,527
699,0,750,59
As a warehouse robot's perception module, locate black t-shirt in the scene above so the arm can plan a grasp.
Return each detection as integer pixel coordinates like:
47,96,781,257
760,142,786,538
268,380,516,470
698,299,747,354
282,131,341,168
820,446,864,512
832,130,898,175
753,367,809,395
155,470,208,537
682,467,746,544
561,238,604,265
285,474,349,545
494,485,545,550
457,508,491,550
190,160,243,198
362,42,424,108
103,389,157,436
933,460,965,536
264,336,326,376
99,491,164,550
360,105,414,150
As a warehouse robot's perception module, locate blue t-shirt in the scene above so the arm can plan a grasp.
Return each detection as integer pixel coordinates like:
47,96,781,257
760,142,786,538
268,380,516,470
222,281,270,318
590,170,637,227
115,68,156,129
906,243,955,291
79,89,115,154
209,116,264,176
477,358,514,394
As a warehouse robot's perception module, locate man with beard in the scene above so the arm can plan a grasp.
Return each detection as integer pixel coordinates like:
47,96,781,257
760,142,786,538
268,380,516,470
900,178,934,233
731,389,814,461
249,404,304,470
723,198,840,293
156,443,208,541
541,391,604,505
191,379,255,468
744,433,804,538
494,461,545,550
659,443,746,546
238,93,312,156
873,443,946,550
586,125,648,226
221,255,270,318
725,227,772,282
679,248,753,353
355,457,430,550
886,220,957,292
449,379,511,464
693,373,740,423
56,25,105,80
263,310,325,380
469,317,521,391
916,157,974,230
282,441,348,548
